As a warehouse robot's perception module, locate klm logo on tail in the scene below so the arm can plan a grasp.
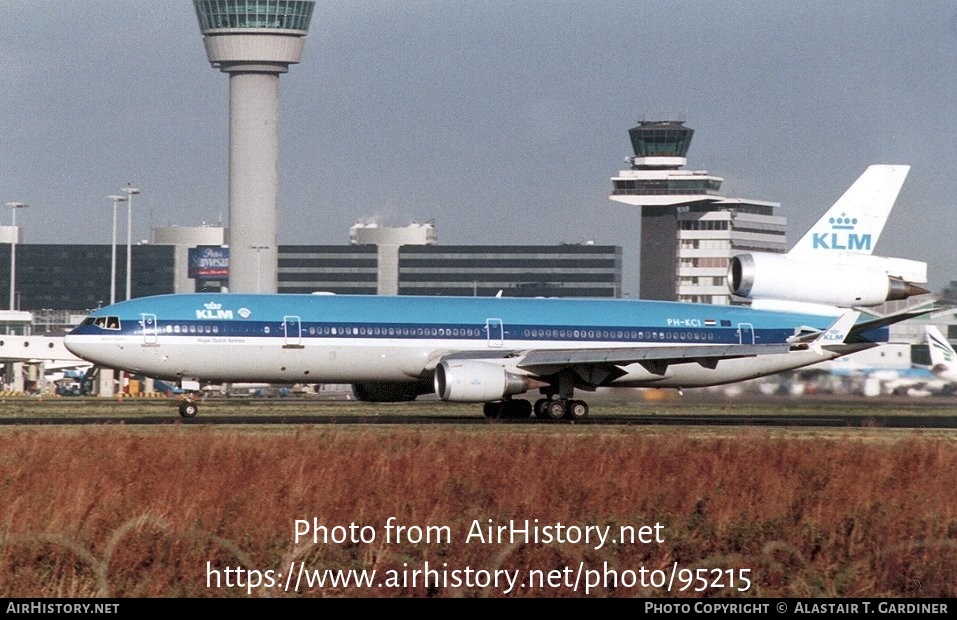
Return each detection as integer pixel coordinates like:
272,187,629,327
811,215,872,252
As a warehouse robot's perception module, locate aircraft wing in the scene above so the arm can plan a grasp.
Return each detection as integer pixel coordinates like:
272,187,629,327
437,306,934,386
517,309,871,378
516,343,791,378
436,342,794,388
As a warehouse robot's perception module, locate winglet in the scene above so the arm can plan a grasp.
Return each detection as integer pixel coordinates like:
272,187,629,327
810,310,862,355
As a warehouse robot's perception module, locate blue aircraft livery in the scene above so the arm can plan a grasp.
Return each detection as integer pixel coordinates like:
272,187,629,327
64,292,925,420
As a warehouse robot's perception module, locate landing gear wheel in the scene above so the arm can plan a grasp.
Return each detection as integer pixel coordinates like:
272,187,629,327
533,398,549,418
178,400,199,418
544,400,567,421
567,400,589,421
483,402,502,419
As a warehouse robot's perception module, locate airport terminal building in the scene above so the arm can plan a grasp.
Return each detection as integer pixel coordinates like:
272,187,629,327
0,234,622,333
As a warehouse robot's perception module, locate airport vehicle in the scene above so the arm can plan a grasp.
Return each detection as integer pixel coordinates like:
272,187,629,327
63,165,933,419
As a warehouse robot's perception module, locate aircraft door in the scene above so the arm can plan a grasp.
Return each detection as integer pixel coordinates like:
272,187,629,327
141,313,158,345
283,315,303,348
737,323,755,344
486,318,504,348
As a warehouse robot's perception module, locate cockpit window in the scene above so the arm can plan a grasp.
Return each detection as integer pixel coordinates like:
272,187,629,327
88,316,121,330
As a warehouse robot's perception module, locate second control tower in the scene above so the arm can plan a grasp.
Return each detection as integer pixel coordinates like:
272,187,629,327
194,0,316,293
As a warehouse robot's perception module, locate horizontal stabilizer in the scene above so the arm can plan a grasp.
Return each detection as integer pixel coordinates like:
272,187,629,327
847,302,938,338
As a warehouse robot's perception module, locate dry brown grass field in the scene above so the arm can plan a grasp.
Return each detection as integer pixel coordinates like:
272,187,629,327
0,397,955,598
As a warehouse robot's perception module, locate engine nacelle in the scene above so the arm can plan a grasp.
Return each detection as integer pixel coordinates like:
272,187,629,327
433,360,530,402
727,253,929,308
351,381,430,402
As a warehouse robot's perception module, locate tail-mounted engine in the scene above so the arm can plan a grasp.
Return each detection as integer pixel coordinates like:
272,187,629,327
727,253,929,307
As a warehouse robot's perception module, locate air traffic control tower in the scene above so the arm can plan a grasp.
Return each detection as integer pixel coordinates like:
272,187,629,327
609,119,786,304
194,0,316,293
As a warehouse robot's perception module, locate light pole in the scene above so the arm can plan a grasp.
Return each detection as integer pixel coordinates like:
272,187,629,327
106,195,127,305
250,245,268,293
121,185,140,300
5,202,28,310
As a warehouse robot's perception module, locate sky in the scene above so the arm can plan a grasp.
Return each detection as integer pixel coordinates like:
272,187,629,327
1,0,956,296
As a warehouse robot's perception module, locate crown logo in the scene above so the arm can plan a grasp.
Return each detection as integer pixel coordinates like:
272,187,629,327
204,302,223,310
828,213,857,230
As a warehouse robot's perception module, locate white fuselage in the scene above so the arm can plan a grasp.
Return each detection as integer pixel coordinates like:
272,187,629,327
65,330,842,391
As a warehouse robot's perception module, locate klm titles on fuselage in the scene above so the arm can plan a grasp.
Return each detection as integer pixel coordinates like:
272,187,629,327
196,308,234,319
196,301,234,320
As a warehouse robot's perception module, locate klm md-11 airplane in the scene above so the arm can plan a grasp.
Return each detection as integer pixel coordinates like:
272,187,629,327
63,165,933,419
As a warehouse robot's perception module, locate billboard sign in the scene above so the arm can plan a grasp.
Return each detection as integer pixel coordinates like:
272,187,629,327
188,246,229,280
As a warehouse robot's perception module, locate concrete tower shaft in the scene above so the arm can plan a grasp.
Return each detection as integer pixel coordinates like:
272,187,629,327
194,0,316,293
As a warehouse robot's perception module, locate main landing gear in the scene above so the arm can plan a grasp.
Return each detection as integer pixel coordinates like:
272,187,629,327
483,397,589,421
534,397,589,421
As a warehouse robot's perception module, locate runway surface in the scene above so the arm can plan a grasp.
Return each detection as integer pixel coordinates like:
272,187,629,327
0,394,955,428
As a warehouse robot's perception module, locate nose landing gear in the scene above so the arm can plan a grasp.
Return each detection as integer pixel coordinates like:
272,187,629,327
177,393,201,418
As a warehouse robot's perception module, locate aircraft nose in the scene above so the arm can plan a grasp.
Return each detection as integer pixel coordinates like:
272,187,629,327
63,333,92,360
63,334,79,355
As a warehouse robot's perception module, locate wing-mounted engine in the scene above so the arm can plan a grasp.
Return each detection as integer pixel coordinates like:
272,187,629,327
433,360,534,402
727,253,929,308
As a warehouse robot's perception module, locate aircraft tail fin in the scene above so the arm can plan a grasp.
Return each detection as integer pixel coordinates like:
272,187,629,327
926,325,957,375
788,164,910,258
